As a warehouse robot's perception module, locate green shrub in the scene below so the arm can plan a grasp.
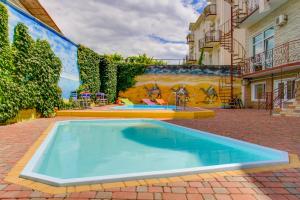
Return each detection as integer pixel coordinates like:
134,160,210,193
32,40,62,117
99,55,117,103
12,23,36,109
78,45,100,97
116,62,146,94
0,3,19,123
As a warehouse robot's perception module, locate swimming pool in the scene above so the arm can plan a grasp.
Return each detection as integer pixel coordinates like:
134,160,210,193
20,119,289,186
112,105,177,110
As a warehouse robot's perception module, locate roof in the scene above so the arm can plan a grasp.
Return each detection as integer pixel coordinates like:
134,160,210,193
9,0,62,33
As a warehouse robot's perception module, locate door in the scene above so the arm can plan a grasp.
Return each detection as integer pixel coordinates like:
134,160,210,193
274,79,296,102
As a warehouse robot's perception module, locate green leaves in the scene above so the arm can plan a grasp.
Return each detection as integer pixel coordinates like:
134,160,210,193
0,4,62,123
99,55,117,103
78,45,100,98
116,62,146,94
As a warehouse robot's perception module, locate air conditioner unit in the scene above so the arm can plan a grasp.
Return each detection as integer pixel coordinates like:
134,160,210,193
276,15,288,26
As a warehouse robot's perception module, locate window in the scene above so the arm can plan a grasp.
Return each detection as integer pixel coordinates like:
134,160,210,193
252,27,275,70
251,82,266,101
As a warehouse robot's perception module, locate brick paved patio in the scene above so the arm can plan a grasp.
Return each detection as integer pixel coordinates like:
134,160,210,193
0,109,300,199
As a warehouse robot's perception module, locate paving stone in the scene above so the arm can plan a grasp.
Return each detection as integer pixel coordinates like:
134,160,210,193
1,110,300,199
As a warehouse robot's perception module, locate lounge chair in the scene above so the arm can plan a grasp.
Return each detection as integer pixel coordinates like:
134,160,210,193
119,98,134,105
142,99,156,105
156,99,167,105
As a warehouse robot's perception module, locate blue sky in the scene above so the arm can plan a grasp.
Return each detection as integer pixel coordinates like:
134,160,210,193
40,0,207,61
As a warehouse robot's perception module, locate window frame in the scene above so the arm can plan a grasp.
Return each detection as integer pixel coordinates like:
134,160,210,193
251,81,267,102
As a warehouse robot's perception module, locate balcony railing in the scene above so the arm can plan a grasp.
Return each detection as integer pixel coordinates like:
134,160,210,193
187,33,194,43
186,55,196,62
234,0,260,25
204,0,217,18
205,30,221,44
242,39,300,75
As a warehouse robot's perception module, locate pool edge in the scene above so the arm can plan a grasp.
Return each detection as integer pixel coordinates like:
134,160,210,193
4,120,300,194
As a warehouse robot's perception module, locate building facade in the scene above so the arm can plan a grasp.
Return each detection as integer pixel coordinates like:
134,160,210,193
186,0,246,66
239,0,300,115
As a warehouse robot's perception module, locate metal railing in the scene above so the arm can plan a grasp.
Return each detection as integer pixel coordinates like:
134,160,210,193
205,30,221,44
187,33,194,43
204,0,217,17
258,77,300,114
242,39,300,75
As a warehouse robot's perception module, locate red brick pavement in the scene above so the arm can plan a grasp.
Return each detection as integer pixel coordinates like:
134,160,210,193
0,109,299,199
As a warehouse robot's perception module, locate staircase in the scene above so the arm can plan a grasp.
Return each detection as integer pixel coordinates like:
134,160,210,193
218,19,245,106
279,80,300,117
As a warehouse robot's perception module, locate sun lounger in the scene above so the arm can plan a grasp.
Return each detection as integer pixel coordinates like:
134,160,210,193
142,99,156,105
119,98,134,105
156,99,167,105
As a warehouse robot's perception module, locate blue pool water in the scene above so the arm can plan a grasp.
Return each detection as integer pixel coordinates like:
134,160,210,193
112,105,177,110
21,120,289,186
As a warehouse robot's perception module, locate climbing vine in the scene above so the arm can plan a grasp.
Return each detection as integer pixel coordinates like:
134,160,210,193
0,3,62,123
77,45,100,97
99,55,117,103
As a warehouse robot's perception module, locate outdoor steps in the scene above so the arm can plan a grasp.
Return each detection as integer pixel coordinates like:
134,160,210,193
279,100,300,117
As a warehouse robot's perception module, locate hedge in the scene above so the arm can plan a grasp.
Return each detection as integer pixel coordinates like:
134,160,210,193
99,55,117,103
0,2,62,123
77,45,100,97
0,3,19,123
116,62,146,94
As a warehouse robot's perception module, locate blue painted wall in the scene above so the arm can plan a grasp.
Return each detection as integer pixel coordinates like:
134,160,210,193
2,1,80,99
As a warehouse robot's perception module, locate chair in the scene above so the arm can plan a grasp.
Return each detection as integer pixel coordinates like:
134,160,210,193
142,99,156,105
96,92,108,105
155,99,167,105
119,98,134,105
80,91,92,109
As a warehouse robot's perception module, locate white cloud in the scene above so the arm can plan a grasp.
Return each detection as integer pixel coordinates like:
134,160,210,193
40,0,206,60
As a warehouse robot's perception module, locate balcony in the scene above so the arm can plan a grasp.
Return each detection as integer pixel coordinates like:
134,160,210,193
242,38,300,77
204,30,221,48
187,33,194,43
238,0,288,28
203,0,216,21
186,55,197,63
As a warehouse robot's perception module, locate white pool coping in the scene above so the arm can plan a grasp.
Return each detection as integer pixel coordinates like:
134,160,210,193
20,119,290,186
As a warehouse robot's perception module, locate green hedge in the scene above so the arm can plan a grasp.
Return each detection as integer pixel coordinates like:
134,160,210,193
99,55,117,103
78,45,100,97
0,4,19,123
0,3,62,123
33,40,62,117
116,62,146,94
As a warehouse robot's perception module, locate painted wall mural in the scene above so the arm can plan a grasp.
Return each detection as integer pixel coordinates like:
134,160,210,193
3,1,80,99
119,65,241,107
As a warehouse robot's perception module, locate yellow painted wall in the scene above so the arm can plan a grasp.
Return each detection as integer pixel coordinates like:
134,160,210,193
119,74,241,108
7,109,40,124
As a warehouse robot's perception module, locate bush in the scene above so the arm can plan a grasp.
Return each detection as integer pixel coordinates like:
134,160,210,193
116,62,146,94
0,3,19,123
77,45,100,98
99,55,117,103
12,23,36,109
32,40,62,117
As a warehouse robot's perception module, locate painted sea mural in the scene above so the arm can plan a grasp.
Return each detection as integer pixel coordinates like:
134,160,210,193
3,1,80,99
119,65,242,107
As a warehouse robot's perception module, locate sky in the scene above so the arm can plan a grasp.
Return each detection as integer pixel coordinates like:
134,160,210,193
40,0,207,60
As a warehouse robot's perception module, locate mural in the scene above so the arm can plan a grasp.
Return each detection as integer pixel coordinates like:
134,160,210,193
3,1,80,99
119,65,241,108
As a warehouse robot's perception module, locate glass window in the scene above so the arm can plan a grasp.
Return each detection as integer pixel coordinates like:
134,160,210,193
252,27,275,55
264,27,274,38
252,27,275,69
254,83,266,100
